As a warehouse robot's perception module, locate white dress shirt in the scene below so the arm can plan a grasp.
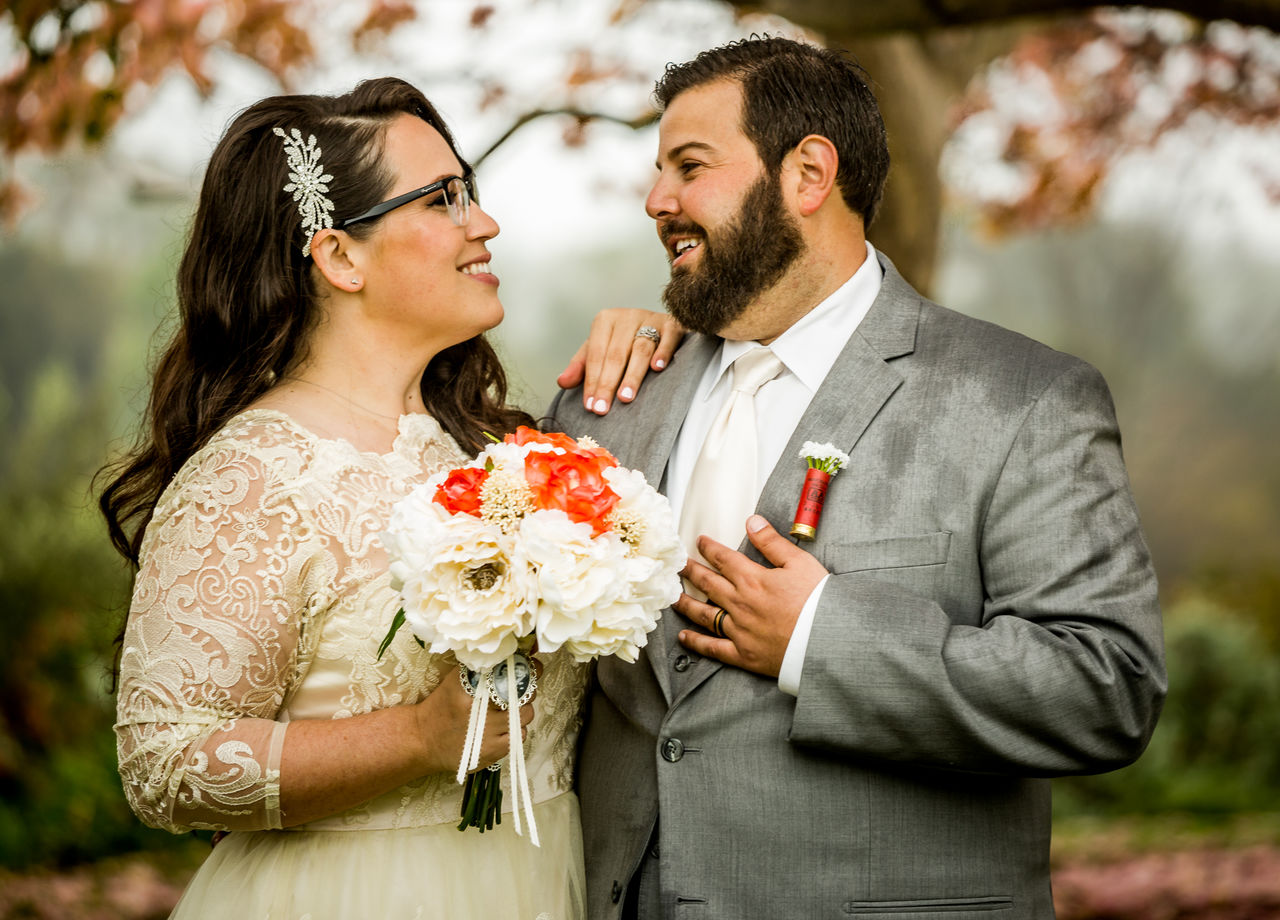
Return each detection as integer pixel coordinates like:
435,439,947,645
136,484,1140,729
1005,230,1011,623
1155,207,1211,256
666,242,883,695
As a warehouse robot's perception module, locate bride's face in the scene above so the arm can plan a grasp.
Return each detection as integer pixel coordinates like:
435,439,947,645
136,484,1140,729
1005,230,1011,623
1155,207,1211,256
357,113,503,350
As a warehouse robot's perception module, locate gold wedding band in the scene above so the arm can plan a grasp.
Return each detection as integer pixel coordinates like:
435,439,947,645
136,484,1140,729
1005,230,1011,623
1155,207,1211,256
710,607,728,638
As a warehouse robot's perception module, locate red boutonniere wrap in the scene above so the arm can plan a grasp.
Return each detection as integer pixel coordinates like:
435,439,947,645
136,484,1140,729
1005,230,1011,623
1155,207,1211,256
790,441,850,541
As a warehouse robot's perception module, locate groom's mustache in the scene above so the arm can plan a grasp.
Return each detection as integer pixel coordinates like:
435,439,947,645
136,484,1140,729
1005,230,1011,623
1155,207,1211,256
658,219,707,257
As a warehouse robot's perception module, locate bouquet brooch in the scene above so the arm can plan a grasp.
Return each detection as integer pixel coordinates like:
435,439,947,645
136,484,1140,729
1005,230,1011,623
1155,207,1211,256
379,427,683,844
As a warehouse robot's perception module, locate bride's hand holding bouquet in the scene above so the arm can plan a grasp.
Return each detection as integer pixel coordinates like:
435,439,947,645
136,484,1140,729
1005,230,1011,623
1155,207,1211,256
411,660,535,772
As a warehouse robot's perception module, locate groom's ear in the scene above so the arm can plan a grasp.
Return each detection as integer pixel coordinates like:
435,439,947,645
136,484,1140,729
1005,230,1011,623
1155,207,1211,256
788,134,839,218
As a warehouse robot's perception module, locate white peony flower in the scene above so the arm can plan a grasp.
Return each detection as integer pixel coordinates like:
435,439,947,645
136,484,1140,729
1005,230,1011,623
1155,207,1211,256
474,440,528,473
604,468,683,558
520,509,625,656
382,479,447,594
570,541,679,662
602,466,685,607
562,599,659,663
381,486,534,671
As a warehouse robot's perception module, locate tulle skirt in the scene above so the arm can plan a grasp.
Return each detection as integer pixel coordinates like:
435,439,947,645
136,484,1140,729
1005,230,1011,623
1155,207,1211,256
169,791,585,920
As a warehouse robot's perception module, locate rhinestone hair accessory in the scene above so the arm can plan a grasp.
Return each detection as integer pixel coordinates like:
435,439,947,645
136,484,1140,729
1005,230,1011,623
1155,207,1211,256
273,126,335,257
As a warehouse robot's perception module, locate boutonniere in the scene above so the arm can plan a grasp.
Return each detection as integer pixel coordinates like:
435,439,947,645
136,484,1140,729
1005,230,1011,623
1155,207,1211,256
790,441,850,541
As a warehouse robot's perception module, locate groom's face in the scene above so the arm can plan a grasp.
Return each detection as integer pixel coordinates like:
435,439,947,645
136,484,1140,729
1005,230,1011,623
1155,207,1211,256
646,80,803,338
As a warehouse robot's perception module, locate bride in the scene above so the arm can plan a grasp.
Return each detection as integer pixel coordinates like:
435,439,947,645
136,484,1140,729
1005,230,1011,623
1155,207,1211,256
99,77,677,919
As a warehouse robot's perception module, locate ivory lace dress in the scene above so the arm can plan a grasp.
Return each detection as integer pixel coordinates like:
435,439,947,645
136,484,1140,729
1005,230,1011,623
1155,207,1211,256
115,409,588,920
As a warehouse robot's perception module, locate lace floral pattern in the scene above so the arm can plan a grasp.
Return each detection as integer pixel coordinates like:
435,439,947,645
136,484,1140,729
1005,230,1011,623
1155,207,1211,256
116,410,588,834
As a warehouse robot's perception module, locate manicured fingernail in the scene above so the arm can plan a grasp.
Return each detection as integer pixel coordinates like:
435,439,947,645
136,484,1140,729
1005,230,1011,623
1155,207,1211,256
620,387,634,400
584,394,592,410
654,359,666,369
747,514,767,532
594,398,609,413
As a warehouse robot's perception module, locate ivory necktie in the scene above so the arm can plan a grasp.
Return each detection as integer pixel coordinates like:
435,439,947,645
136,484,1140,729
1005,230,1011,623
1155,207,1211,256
679,346,785,570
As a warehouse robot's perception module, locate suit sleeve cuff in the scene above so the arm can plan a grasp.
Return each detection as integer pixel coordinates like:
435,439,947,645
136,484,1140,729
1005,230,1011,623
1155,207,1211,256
778,575,829,697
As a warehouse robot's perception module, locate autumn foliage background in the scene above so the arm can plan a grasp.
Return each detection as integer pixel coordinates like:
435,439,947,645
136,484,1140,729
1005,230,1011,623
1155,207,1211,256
2,1,1279,917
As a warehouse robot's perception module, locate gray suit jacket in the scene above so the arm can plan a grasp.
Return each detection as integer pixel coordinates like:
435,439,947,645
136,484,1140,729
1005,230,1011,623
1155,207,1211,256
548,255,1165,920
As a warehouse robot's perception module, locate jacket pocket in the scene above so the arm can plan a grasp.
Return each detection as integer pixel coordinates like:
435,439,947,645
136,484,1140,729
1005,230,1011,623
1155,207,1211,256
820,531,952,575
842,896,1013,917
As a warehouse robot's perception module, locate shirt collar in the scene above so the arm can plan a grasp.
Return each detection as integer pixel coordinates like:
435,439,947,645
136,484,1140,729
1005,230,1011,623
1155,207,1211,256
712,241,883,393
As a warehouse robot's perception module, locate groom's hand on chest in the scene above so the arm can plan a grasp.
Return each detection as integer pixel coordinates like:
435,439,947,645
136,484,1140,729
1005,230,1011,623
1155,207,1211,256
675,515,827,677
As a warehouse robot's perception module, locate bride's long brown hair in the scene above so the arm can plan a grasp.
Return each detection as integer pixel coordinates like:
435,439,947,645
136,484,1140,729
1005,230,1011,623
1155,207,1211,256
100,78,532,566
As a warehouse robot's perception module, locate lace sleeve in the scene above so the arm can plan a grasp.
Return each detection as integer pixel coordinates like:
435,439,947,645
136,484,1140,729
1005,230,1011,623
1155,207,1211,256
115,438,333,833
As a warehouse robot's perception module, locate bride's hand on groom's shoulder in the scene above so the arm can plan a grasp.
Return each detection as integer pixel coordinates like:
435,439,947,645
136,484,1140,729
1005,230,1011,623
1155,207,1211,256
414,667,535,775
557,309,684,415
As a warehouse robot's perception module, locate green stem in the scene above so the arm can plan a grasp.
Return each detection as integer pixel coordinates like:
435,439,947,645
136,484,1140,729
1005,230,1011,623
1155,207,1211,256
458,766,505,833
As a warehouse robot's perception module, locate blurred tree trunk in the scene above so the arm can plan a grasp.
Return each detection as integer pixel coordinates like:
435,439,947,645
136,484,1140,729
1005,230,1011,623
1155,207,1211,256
842,25,1037,292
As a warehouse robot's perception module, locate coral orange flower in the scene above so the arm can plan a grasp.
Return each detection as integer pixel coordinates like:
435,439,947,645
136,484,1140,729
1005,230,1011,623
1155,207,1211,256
506,426,616,462
433,466,489,516
523,450,619,534
505,426,579,452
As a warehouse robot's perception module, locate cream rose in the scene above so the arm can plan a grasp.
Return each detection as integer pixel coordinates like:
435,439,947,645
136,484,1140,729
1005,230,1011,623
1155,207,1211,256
519,509,623,657
382,484,533,670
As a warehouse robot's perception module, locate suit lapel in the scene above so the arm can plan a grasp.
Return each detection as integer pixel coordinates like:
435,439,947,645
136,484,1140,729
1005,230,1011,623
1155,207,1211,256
672,254,922,704
622,333,719,703
753,257,920,553
633,334,720,489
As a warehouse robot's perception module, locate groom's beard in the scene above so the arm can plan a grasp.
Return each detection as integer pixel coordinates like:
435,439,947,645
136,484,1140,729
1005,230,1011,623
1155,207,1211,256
660,171,804,337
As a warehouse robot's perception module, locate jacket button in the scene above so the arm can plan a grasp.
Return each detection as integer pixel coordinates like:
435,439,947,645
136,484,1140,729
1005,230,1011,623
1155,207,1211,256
673,654,691,672
611,880,623,903
661,738,684,762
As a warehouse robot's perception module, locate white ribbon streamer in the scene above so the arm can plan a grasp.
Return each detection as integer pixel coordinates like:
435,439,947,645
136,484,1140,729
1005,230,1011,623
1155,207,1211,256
457,676,488,784
507,667,523,839
504,653,540,846
454,656,540,846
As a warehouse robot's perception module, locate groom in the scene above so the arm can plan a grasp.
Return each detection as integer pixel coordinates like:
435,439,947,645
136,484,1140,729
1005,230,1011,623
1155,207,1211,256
550,37,1165,920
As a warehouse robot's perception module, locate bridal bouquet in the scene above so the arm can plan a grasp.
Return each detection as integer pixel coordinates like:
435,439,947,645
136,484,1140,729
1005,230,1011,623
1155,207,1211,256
379,427,683,843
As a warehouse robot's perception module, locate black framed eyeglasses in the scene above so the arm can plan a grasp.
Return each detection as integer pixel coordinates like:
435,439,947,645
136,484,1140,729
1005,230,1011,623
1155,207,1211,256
339,173,477,228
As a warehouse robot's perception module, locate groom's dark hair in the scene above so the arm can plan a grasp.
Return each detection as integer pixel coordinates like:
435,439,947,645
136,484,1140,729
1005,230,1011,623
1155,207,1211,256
654,35,890,227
